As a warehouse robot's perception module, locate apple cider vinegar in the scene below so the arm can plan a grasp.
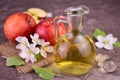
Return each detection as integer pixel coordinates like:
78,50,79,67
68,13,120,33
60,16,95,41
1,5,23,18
53,5,96,76
53,29,96,76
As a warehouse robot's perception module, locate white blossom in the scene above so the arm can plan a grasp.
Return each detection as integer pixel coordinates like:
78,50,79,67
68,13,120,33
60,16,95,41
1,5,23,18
15,33,53,63
19,50,37,63
40,40,53,58
16,36,40,63
95,34,117,50
30,33,45,45
18,44,40,63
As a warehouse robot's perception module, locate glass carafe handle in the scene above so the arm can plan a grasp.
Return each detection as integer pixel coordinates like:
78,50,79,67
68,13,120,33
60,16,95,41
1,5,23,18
54,16,72,41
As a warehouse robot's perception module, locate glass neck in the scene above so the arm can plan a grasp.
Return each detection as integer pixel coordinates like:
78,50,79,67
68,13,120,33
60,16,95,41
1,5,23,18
65,5,89,32
67,14,83,32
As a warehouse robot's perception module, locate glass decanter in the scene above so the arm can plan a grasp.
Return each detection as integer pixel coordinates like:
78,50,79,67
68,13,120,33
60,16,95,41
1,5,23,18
53,5,96,76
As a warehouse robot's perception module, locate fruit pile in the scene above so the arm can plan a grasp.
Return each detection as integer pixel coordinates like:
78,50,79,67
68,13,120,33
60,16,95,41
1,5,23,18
4,8,66,46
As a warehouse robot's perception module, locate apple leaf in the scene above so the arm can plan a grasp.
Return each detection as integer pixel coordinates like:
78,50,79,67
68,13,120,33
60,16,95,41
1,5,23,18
32,66,56,80
93,28,106,39
35,54,41,61
114,41,120,48
6,56,25,66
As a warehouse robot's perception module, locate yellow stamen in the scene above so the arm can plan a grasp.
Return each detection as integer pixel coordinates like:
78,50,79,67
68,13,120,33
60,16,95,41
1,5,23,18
103,40,109,45
35,38,39,43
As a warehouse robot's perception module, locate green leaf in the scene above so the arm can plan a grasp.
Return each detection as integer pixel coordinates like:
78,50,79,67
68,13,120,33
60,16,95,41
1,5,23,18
35,54,41,61
6,56,25,66
114,41,120,48
32,66,56,80
93,28,106,39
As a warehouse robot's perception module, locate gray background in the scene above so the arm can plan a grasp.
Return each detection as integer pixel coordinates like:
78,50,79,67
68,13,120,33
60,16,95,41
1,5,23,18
0,0,120,80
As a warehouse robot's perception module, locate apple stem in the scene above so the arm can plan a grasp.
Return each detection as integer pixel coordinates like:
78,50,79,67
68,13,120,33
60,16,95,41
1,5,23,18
27,19,31,24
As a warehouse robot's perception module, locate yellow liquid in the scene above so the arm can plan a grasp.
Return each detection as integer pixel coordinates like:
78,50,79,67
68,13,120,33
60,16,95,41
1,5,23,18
54,30,96,76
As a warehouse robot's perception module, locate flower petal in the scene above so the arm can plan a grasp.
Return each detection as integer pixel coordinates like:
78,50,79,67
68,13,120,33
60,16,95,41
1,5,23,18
42,42,50,47
16,44,28,51
25,56,29,63
46,46,53,53
97,35,104,42
110,37,117,45
16,36,30,47
29,54,36,63
15,36,24,42
30,34,34,40
30,34,37,45
33,48,40,54
30,33,39,41
40,49,47,58
38,39,45,45
30,33,44,46
105,34,113,41
19,51,28,59
34,33,39,38
15,36,28,43
24,54,36,63
95,42,104,48
29,44,40,54
30,58,36,63
104,44,113,50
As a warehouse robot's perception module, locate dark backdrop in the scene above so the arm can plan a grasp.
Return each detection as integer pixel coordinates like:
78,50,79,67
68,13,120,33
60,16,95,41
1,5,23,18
0,0,120,80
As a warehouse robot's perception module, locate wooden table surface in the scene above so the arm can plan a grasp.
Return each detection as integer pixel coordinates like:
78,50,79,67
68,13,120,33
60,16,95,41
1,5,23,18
0,0,120,80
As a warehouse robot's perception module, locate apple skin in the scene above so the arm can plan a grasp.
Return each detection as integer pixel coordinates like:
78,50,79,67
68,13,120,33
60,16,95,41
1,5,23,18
35,18,66,46
4,12,36,42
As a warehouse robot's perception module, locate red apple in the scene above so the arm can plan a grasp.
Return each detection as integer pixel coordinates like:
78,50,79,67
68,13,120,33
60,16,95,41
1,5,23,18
4,12,36,42
35,18,66,46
